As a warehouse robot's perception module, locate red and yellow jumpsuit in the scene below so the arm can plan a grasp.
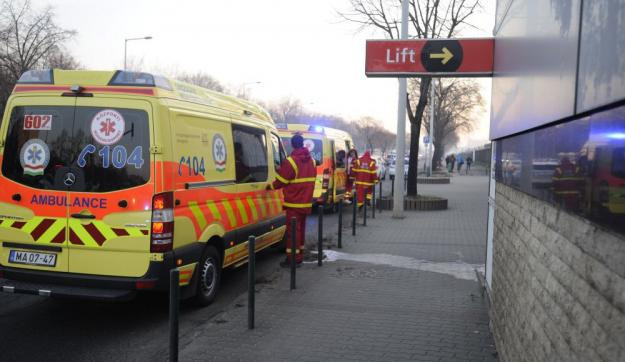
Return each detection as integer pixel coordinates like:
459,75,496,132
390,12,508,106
270,147,316,263
346,149,359,197
552,158,584,211
353,151,378,207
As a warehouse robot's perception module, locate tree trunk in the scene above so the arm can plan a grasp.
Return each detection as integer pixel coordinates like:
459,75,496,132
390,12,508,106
406,77,431,197
407,121,421,195
431,139,444,171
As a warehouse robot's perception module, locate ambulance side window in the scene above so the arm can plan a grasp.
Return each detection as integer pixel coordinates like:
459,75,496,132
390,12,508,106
232,125,268,183
270,133,285,172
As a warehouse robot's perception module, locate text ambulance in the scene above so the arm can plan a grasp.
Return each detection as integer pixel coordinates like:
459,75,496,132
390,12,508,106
0,69,287,305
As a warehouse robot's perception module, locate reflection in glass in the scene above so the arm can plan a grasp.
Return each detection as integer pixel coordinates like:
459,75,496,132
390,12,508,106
495,104,625,235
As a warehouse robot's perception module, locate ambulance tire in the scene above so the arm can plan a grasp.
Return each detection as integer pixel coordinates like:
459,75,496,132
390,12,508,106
194,245,222,306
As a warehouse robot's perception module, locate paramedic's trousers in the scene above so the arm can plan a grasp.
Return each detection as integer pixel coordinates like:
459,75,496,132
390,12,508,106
356,184,372,207
285,209,307,263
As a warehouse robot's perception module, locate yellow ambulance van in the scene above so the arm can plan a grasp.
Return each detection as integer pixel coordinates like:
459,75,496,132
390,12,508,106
277,124,354,210
0,69,287,305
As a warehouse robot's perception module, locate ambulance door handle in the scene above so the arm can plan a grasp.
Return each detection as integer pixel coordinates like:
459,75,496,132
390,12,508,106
11,193,21,201
71,213,95,219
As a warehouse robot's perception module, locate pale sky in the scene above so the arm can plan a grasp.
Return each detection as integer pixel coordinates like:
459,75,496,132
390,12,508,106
34,0,495,149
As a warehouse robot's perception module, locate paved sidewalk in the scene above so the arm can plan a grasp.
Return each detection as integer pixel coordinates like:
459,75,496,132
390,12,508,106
179,176,497,362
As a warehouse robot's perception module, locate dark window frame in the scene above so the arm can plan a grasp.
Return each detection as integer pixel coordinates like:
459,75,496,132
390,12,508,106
232,124,268,184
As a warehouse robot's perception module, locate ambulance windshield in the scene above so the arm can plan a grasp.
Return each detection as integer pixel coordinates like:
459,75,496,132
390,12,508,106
281,136,322,165
2,106,150,192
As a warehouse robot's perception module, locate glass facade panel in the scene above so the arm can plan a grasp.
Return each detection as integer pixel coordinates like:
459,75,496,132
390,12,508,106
495,104,625,235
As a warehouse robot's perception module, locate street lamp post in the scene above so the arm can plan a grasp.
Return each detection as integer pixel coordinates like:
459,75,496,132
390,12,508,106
392,0,409,219
240,81,262,98
124,36,152,70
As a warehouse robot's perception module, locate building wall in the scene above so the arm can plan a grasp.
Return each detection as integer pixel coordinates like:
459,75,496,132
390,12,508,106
577,1,625,112
489,0,625,359
490,0,580,139
491,183,625,361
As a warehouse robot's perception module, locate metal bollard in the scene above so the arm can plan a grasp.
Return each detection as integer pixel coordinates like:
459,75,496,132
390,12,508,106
317,204,323,266
372,184,376,219
169,269,180,362
363,191,367,226
352,189,357,236
391,178,395,197
404,174,407,193
290,217,296,291
337,198,343,249
248,235,255,329
378,181,383,213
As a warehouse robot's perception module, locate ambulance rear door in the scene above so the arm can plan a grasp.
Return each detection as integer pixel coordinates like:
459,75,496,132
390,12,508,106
0,97,76,273
65,97,153,277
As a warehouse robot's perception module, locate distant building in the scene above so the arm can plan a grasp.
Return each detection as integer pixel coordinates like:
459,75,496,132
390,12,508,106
486,1,625,360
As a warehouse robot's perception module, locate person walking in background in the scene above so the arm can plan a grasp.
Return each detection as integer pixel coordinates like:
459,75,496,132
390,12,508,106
466,156,473,175
450,154,456,174
268,134,316,267
445,155,452,173
456,153,464,174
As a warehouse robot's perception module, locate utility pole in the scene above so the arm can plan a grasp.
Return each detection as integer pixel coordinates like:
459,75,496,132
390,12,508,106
392,0,409,219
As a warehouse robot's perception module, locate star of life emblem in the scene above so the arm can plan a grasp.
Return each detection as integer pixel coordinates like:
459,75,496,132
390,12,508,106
91,109,125,145
20,139,50,176
212,134,227,172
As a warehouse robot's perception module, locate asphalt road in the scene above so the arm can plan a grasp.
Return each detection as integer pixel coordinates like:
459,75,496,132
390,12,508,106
0,209,344,362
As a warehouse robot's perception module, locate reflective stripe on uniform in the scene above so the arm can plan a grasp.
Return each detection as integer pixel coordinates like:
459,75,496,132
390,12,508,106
355,181,375,186
285,248,302,254
283,202,313,208
552,177,584,181
354,168,376,174
286,156,299,175
276,173,290,184
554,191,581,195
290,177,316,183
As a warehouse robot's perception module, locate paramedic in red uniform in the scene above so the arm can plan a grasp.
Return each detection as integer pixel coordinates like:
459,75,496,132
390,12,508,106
346,149,359,200
268,134,316,266
353,150,378,207
552,156,584,211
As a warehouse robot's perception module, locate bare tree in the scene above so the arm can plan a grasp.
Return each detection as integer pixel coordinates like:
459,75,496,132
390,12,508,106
267,97,303,124
377,131,396,155
340,0,481,196
44,45,80,69
0,0,75,111
353,116,379,151
413,78,483,169
176,71,227,93
353,116,396,154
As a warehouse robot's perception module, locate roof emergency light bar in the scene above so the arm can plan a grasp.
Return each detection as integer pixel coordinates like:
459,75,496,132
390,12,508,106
108,70,172,90
17,70,54,84
308,125,325,133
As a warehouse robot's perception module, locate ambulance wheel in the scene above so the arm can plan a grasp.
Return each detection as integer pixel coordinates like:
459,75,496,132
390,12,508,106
194,245,221,306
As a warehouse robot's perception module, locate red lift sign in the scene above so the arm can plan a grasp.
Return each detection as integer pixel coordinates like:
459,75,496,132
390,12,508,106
365,38,494,77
